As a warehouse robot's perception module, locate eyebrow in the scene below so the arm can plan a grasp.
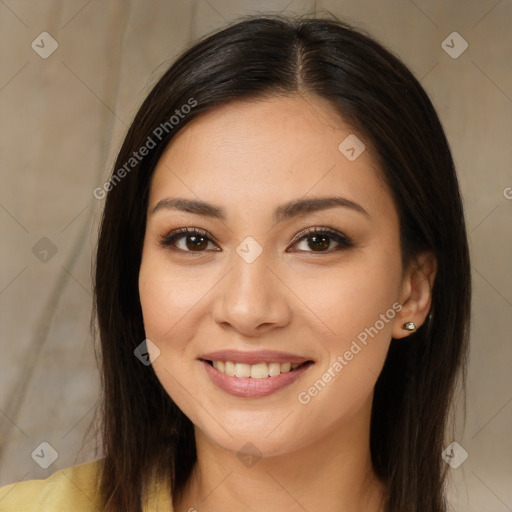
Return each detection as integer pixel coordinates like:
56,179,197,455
151,195,370,224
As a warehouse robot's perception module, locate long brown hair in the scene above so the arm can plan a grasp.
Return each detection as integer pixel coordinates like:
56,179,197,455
93,13,471,512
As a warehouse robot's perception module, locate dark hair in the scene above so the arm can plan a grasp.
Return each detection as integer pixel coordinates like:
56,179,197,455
93,13,471,512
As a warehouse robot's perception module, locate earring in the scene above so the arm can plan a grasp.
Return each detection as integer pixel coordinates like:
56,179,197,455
402,321,416,332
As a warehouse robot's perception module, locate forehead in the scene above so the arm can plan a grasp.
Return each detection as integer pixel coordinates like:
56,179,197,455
148,94,394,223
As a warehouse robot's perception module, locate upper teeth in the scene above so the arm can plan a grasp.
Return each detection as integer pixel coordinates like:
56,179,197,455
212,361,302,378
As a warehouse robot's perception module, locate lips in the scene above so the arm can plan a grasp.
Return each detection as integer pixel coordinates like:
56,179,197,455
198,350,314,398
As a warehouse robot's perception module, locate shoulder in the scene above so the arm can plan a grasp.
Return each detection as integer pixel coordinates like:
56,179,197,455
0,458,103,512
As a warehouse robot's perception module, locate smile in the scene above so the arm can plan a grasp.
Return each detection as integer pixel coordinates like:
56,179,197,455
209,360,306,378
198,350,315,398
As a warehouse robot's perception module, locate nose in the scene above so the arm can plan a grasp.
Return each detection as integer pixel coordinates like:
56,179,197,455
211,247,292,338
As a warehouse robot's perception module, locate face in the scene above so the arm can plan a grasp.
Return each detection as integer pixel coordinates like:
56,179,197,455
138,94,409,457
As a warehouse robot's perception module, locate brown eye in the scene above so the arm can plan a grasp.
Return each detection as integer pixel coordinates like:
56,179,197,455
290,227,354,253
306,234,331,251
159,228,218,252
183,234,209,251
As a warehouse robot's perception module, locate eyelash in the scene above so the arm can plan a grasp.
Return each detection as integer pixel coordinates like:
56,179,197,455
158,226,355,254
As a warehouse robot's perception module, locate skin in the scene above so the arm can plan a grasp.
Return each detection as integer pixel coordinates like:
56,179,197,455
138,94,437,512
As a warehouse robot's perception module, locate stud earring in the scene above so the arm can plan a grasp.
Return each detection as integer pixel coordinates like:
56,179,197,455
402,321,416,332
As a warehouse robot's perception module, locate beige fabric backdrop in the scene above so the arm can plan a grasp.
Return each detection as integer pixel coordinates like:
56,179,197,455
0,1,510,510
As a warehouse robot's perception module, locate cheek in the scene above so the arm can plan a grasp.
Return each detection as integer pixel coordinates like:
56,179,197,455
290,251,401,391
293,280,398,425
295,250,401,338
138,251,208,422
138,252,213,346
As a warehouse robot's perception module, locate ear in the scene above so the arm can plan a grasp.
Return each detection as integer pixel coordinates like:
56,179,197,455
392,251,437,339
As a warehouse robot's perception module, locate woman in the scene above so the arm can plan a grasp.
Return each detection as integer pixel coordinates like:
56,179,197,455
0,13,471,512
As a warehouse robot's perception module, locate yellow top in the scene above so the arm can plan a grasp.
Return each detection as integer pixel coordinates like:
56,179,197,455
0,459,174,512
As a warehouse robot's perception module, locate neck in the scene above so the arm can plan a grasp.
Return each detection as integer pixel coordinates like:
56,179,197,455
174,395,384,512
